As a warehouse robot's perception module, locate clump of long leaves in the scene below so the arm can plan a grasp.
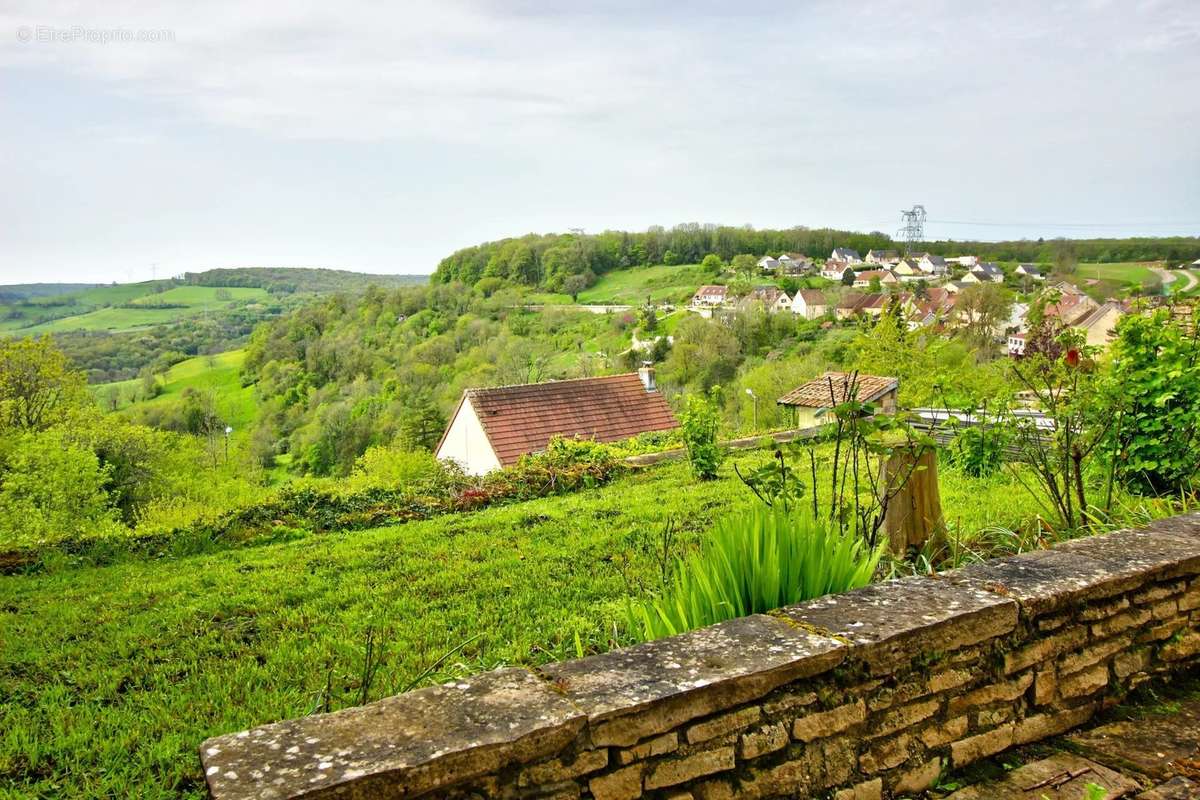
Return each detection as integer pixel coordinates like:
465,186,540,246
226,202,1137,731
627,503,882,641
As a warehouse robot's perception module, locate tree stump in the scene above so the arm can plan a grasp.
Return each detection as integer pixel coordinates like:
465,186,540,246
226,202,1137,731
880,445,946,556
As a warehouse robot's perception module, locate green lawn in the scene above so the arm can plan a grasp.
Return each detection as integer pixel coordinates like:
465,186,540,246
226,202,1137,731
0,449,1067,799
1075,261,1162,285
577,264,714,305
93,350,257,431
9,286,270,335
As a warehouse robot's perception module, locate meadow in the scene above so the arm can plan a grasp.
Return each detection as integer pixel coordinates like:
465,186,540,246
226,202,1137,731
18,287,270,335
92,349,257,431
1074,260,1161,284
1,442,1161,799
529,263,714,306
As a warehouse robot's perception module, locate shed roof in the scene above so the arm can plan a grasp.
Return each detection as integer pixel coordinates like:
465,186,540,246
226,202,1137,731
777,371,899,408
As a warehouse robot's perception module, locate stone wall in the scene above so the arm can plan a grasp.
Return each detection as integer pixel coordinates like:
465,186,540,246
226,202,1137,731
200,513,1200,800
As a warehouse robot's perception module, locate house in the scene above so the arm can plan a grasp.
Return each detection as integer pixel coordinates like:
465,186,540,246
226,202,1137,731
946,255,979,268
436,369,678,476
777,371,899,428
893,259,922,278
742,285,792,313
691,284,729,308
1015,264,1044,280
778,253,814,274
1005,302,1030,334
853,270,898,289
835,292,866,320
960,271,982,284
831,247,863,265
945,280,972,293
1044,291,1099,326
971,262,1005,283
757,256,780,272
791,289,829,320
918,254,948,276
821,260,853,281
865,249,900,265
1007,333,1026,356
855,293,889,318
1071,301,1124,348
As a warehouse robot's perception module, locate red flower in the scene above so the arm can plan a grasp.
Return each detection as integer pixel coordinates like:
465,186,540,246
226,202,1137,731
1065,348,1080,367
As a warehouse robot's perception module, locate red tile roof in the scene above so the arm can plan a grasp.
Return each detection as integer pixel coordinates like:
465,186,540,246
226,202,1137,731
459,374,678,466
777,372,899,408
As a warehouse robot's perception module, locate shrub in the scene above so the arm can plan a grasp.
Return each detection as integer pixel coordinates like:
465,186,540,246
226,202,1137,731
627,504,881,641
950,423,1009,477
1106,308,1200,495
680,389,723,480
347,445,441,491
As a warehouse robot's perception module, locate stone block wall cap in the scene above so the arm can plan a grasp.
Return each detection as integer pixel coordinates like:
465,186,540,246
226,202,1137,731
952,527,1200,617
200,667,584,800
542,613,845,725
776,575,1019,658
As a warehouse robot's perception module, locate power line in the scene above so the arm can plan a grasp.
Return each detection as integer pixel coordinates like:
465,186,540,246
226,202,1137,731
927,219,1200,229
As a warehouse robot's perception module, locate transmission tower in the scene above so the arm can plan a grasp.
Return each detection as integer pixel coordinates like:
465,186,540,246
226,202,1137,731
897,205,927,254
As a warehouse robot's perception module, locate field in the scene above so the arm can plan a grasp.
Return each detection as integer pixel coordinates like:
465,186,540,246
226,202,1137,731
12,286,271,335
92,349,257,431
0,448,1068,799
528,264,713,306
1075,261,1162,285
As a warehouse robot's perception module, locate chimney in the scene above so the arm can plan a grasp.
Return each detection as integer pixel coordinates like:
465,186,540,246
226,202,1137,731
637,361,657,392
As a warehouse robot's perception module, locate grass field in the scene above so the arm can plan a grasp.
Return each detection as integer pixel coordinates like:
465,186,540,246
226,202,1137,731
579,263,713,305
15,286,270,335
92,350,257,431
1075,261,1162,284
0,447,1075,799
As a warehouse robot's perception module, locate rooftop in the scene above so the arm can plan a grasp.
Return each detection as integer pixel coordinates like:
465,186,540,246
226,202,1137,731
460,374,678,466
776,371,899,408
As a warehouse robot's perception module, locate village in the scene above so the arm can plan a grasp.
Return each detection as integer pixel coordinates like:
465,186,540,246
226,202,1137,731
686,247,1194,356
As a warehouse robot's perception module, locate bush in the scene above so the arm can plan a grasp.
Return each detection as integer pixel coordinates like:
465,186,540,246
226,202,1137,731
950,423,1008,478
346,445,441,491
627,504,881,641
680,389,723,479
1107,308,1200,495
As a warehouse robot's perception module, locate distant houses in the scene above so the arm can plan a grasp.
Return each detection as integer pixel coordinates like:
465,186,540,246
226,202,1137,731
741,285,792,313
691,284,729,308
1015,264,1044,280
865,249,900,265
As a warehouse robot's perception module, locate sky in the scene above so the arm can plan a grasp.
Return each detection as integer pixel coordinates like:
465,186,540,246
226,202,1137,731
1,0,1198,284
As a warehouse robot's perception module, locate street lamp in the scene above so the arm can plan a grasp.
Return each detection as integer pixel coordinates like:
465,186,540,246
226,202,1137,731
745,388,758,431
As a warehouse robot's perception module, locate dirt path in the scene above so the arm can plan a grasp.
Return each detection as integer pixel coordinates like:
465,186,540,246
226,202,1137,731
1154,267,1198,293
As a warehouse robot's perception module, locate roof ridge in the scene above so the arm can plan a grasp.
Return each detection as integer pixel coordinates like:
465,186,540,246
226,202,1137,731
467,372,641,394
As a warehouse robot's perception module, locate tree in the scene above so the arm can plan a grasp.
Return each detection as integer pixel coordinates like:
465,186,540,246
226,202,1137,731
563,274,590,302
730,254,757,279
700,254,724,274
664,316,741,390
0,336,87,431
397,394,446,451
841,268,855,286
953,283,1013,353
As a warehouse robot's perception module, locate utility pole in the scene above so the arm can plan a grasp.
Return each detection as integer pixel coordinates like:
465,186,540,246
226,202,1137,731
745,388,758,431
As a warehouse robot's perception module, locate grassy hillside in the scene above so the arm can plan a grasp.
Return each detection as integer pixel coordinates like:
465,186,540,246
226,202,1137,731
15,286,270,335
0,451,1057,798
530,264,715,305
93,349,256,431
1075,261,1162,284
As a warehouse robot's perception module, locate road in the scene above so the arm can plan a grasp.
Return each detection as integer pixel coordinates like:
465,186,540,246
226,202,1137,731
1153,267,1198,293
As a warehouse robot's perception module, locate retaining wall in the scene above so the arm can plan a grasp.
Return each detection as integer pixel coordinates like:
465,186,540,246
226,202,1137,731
200,512,1200,799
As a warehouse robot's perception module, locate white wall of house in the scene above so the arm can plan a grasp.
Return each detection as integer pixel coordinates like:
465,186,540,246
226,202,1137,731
435,397,501,476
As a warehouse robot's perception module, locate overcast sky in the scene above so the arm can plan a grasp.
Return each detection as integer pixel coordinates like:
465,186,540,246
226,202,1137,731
2,1,1198,284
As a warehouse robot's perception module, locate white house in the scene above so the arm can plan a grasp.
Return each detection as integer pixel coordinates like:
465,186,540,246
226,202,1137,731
831,247,863,265
893,258,922,278
435,370,678,476
791,289,829,320
853,269,899,289
918,254,948,276
821,261,853,281
777,253,814,274
691,284,729,307
946,255,979,268
1015,263,1044,280
865,249,900,265
971,262,1005,283
757,256,780,272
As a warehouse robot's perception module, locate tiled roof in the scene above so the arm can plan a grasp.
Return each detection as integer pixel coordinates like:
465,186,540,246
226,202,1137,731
777,372,899,408
461,374,678,466
797,289,827,303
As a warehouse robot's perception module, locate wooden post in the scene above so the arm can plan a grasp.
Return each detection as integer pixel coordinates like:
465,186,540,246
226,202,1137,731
880,445,945,556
